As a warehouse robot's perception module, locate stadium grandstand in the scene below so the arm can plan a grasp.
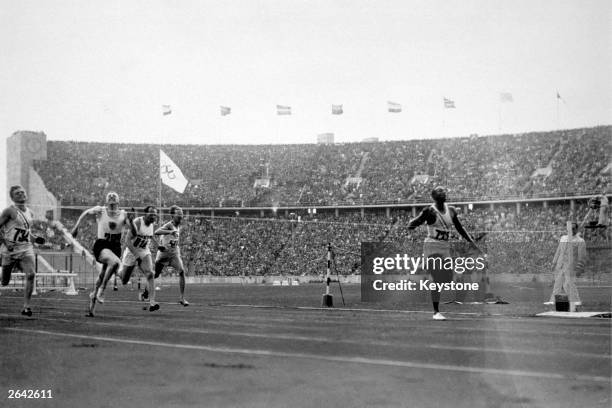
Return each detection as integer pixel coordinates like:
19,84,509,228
5,127,610,282
30,126,610,207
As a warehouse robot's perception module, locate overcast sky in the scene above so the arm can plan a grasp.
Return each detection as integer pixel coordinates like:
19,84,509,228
1,0,610,207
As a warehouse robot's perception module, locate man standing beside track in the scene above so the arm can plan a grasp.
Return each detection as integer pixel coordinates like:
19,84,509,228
408,186,481,320
0,185,46,316
548,222,585,311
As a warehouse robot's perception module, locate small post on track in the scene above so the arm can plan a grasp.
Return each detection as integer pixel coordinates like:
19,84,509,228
321,243,333,307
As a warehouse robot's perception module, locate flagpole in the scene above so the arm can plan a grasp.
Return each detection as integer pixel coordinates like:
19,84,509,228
275,105,279,145
498,101,502,133
556,94,560,129
158,149,162,209
441,99,445,138
159,106,166,210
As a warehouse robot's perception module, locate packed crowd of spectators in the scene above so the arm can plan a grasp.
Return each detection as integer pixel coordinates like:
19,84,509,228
55,201,609,278
530,128,611,195
32,126,610,207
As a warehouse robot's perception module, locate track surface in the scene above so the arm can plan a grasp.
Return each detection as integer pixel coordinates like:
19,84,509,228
0,283,610,408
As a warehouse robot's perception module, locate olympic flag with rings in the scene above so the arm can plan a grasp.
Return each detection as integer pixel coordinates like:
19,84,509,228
160,149,188,193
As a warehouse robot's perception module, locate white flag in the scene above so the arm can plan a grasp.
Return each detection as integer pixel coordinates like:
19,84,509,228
499,92,513,103
387,101,402,113
276,104,292,115
443,98,456,108
160,149,188,193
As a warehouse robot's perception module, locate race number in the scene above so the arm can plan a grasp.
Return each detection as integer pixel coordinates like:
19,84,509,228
12,228,30,243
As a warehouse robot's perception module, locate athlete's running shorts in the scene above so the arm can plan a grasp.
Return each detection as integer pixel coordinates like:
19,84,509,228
93,239,122,261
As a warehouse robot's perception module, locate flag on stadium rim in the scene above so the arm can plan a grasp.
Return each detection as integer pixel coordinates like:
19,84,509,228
220,106,231,116
162,105,172,115
499,92,513,103
556,91,566,104
443,98,456,108
159,149,188,194
387,101,401,113
277,105,291,115
332,104,343,115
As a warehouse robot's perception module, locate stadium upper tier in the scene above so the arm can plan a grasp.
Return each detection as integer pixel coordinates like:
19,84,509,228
33,126,610,207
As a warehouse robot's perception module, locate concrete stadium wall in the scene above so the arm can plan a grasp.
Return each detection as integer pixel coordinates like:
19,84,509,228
28,166,58,220
6,131,50,218
179,275,360,285
168,271,609,286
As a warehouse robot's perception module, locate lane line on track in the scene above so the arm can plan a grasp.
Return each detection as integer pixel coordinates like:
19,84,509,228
4,313,608,360
223,303,490,316
221,303,612,323
4,327,609,383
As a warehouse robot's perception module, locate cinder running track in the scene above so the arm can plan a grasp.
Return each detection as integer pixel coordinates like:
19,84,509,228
1,283,610,408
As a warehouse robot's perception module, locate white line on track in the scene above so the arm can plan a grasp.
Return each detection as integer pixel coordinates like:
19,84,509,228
4,327,609,383
220,304,612,329
223,303,494,316
222,303,612,322
509,285,536,290
4,313,608,360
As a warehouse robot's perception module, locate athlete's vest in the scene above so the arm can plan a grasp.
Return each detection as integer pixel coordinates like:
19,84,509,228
2,206,33,251
96,207,126,242
426,204,452,241
159,222,180,252
130,217,155,251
